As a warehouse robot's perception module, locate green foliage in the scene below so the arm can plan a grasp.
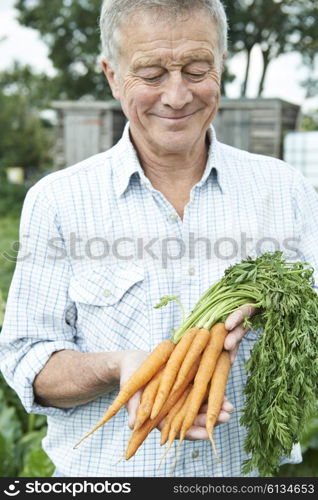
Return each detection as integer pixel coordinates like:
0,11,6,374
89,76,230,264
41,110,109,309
300,413,318,453
0,62,55,110
277,413,318,477
15,0,112,101
0,290,4,327
0,181,28,218
0,374,54,477
0,86,53,178
299,113,318,132
230,254,318,476
0,215,20,302
222,0,318,97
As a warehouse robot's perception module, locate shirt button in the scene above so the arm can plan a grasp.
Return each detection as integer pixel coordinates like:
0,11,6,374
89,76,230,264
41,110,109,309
192,450,199,459
103,289,111,297
168,213,178,222
188,267,196,276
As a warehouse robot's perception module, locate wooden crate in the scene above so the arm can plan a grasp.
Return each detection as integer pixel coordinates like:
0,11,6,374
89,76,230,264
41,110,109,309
213,98,300,159
52,100,127,169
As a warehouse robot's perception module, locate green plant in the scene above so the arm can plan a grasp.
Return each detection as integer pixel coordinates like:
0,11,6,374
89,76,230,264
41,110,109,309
0,374,54,477
276,411,318,477
0,215,21,301
0,290,4,327
0,181,28,217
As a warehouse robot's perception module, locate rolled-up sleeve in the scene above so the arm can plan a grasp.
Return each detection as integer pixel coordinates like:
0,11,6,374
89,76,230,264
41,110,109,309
0,184,80,416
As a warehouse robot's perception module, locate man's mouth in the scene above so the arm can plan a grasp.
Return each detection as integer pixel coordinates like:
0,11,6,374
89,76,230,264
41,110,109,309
154,111,197,121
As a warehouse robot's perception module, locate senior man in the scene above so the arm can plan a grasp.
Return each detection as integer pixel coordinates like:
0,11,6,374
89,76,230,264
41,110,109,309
1,0,317,478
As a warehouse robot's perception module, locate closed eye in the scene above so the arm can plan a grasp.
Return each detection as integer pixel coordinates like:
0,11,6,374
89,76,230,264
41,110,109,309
142,75,162,83
185,72,207,80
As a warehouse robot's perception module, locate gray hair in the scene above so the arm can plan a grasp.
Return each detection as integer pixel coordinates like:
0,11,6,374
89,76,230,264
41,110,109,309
99,0,228,69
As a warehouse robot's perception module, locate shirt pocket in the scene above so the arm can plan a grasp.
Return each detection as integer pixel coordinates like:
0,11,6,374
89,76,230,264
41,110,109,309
68,262,149,352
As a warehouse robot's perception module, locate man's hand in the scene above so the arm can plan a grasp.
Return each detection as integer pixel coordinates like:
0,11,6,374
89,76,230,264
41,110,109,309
120,349,234,439
118,350,150,429
224,304,257,363
158,395,234,440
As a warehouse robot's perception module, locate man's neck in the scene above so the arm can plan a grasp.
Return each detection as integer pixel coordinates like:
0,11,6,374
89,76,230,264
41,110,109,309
131,133,210,219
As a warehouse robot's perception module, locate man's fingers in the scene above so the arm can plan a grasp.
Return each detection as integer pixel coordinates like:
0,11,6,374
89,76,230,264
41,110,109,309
216,410,231,424
224,325,248,351
225,304,257,332
193,399,234,427
183,426,209,440
222,305,258,364
222,399,234,413
199,400,234,415
185,409,232,439
229,344,239,364
126,389,142,429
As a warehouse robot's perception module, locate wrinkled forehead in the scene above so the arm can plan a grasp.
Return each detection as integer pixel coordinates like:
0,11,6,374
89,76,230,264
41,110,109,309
116,8,220,65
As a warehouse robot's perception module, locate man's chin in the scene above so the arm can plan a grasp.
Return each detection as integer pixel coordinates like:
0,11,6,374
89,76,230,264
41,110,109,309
151,130,200,153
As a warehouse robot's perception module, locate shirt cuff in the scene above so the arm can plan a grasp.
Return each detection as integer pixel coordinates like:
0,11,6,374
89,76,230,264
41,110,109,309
6,340,81,417
279,442,302,466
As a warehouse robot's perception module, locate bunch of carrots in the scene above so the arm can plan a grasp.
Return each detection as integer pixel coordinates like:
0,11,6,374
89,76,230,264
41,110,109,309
74,323,231,461
74,252,318,475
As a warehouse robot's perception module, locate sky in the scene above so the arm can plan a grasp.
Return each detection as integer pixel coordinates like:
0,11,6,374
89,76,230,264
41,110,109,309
0,0,317,112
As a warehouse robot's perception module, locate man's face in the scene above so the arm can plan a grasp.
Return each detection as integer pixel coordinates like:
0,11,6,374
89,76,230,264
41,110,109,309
103,9,222,155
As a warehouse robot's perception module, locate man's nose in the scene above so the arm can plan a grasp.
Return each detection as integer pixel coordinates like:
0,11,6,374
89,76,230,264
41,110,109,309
160,72,193,109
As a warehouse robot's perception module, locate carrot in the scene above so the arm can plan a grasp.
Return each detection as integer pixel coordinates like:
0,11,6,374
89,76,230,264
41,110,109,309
125,356,201,460
158,384,194,470
74,340,174,448
134,365,165,431
160,384,192,446
173,328,211,392
167,384,194,447
179,323,228,445
206,350,231,457
151,327,199,419
169,383,210,442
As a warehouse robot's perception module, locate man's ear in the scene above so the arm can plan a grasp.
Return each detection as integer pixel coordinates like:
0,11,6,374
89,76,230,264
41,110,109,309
101,58,121,99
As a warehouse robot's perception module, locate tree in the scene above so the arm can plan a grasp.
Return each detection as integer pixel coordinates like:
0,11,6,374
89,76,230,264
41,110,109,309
0,62,55,109
295,0,318,99
15,0,112,100
223,0,318,97
0,66,53,177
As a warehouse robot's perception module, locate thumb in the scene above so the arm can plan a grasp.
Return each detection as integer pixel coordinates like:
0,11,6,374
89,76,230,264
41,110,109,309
126,389,142,429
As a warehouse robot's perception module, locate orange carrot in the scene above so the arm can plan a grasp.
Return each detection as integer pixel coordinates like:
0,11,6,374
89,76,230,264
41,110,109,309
160,384,211,472
134,365,165,431
125,356,201,460
179,323,228,445
151,327,199,419
160,384,192,446
165,383,210,450
158,384,194,469
173,328,211,392
167,384,194,447
74,340,174,448
206,350,231,457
